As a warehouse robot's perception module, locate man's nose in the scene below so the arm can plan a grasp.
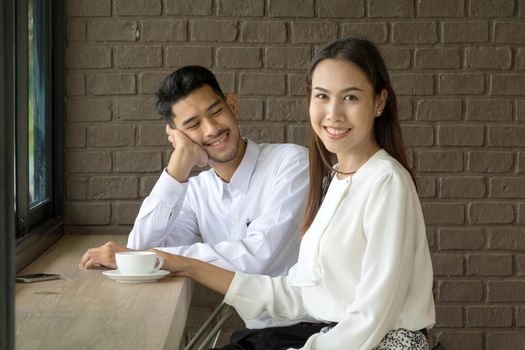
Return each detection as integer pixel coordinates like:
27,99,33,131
202,116,222,135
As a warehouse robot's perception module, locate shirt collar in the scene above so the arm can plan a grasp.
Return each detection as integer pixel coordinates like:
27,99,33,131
215,138,260,196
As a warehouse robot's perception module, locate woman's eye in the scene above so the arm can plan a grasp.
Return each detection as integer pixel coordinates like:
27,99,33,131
343,95,357,101
211,108,222,117
315,93,327,100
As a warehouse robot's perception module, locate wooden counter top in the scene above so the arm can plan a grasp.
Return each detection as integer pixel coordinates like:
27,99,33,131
15,235,192,350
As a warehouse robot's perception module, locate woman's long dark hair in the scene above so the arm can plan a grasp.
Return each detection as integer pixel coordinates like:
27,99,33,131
302,38,416,234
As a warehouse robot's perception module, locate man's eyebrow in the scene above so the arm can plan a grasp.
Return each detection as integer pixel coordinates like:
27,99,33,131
313,86,363,93
181,116,198,127
180,100,222,127
206,100,221,112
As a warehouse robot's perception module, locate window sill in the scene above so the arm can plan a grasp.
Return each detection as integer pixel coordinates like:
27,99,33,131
15,216,63,273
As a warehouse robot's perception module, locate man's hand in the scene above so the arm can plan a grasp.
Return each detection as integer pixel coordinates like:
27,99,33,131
78,241,132,270
165,125,208,182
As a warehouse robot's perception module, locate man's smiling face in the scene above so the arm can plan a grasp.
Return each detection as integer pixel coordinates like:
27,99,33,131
171,84,243,165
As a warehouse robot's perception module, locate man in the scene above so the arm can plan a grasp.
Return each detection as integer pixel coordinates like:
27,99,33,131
79,65,308,289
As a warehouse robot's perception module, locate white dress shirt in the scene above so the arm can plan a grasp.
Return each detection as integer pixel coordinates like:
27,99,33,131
127,139,309,278
224,149,436,349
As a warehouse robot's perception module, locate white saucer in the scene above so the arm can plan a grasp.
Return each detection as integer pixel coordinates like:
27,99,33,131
102,269,170,283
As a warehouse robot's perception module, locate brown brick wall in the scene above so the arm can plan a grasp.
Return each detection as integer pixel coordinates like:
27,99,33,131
64,0,525,349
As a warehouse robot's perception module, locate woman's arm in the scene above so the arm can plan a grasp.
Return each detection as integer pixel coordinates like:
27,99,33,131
153,249,234,295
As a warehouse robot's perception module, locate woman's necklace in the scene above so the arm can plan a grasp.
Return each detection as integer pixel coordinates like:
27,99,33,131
335,171,355,180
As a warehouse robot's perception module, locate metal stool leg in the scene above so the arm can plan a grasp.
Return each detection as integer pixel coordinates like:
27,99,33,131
184,302,233,350
196,307,233,350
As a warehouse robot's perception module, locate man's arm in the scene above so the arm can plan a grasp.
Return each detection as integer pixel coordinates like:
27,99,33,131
126,169,202,250
79,172,201,269
79,127,207,269
127,125,207,249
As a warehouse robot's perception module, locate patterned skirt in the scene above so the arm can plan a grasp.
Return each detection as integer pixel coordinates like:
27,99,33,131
372,329,429,350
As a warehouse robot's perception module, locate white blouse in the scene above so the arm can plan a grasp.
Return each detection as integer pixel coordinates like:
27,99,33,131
224,150,436,349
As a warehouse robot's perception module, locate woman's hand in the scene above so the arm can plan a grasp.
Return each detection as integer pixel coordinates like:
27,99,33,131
151,249,235,295
150,249,192,277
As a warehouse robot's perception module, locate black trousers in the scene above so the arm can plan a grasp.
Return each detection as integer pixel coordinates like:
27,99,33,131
211,322,331,350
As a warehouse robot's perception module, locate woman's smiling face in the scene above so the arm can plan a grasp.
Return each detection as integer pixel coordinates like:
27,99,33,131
309,58,387,168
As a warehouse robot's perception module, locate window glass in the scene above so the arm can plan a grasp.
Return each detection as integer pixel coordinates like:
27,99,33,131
13,0,63,272
28,0,49,208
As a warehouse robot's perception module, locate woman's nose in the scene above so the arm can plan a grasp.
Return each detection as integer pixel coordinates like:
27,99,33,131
325,102,343,121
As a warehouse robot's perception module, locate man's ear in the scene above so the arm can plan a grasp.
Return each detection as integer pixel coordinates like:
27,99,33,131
225,93,240,118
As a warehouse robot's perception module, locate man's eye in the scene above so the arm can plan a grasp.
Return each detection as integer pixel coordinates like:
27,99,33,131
211,108,222,116
187,122,200,129
343,95,357,101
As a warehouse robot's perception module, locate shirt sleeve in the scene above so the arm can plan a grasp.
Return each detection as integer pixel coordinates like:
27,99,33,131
296,171,427,350
127,170,200,250
158,148,309,275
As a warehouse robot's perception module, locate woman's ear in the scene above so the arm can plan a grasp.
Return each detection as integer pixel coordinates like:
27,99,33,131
225,93,240,118
375,89,388,116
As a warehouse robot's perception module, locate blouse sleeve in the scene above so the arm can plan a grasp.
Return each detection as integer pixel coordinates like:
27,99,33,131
224,266,310,323
297,171,428,349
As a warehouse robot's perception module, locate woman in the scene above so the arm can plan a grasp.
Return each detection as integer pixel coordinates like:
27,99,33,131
156,38,435,350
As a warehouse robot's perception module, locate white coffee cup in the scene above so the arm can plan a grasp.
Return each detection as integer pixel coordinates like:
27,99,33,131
115,251,164,275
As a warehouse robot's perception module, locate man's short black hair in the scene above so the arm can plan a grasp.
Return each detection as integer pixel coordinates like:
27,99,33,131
155,66,226,125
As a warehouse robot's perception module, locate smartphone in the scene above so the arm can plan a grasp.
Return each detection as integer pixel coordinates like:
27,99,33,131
16,273,60,283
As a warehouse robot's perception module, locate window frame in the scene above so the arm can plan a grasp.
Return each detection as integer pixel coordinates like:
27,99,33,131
1,0,16,349
13,0,64,272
